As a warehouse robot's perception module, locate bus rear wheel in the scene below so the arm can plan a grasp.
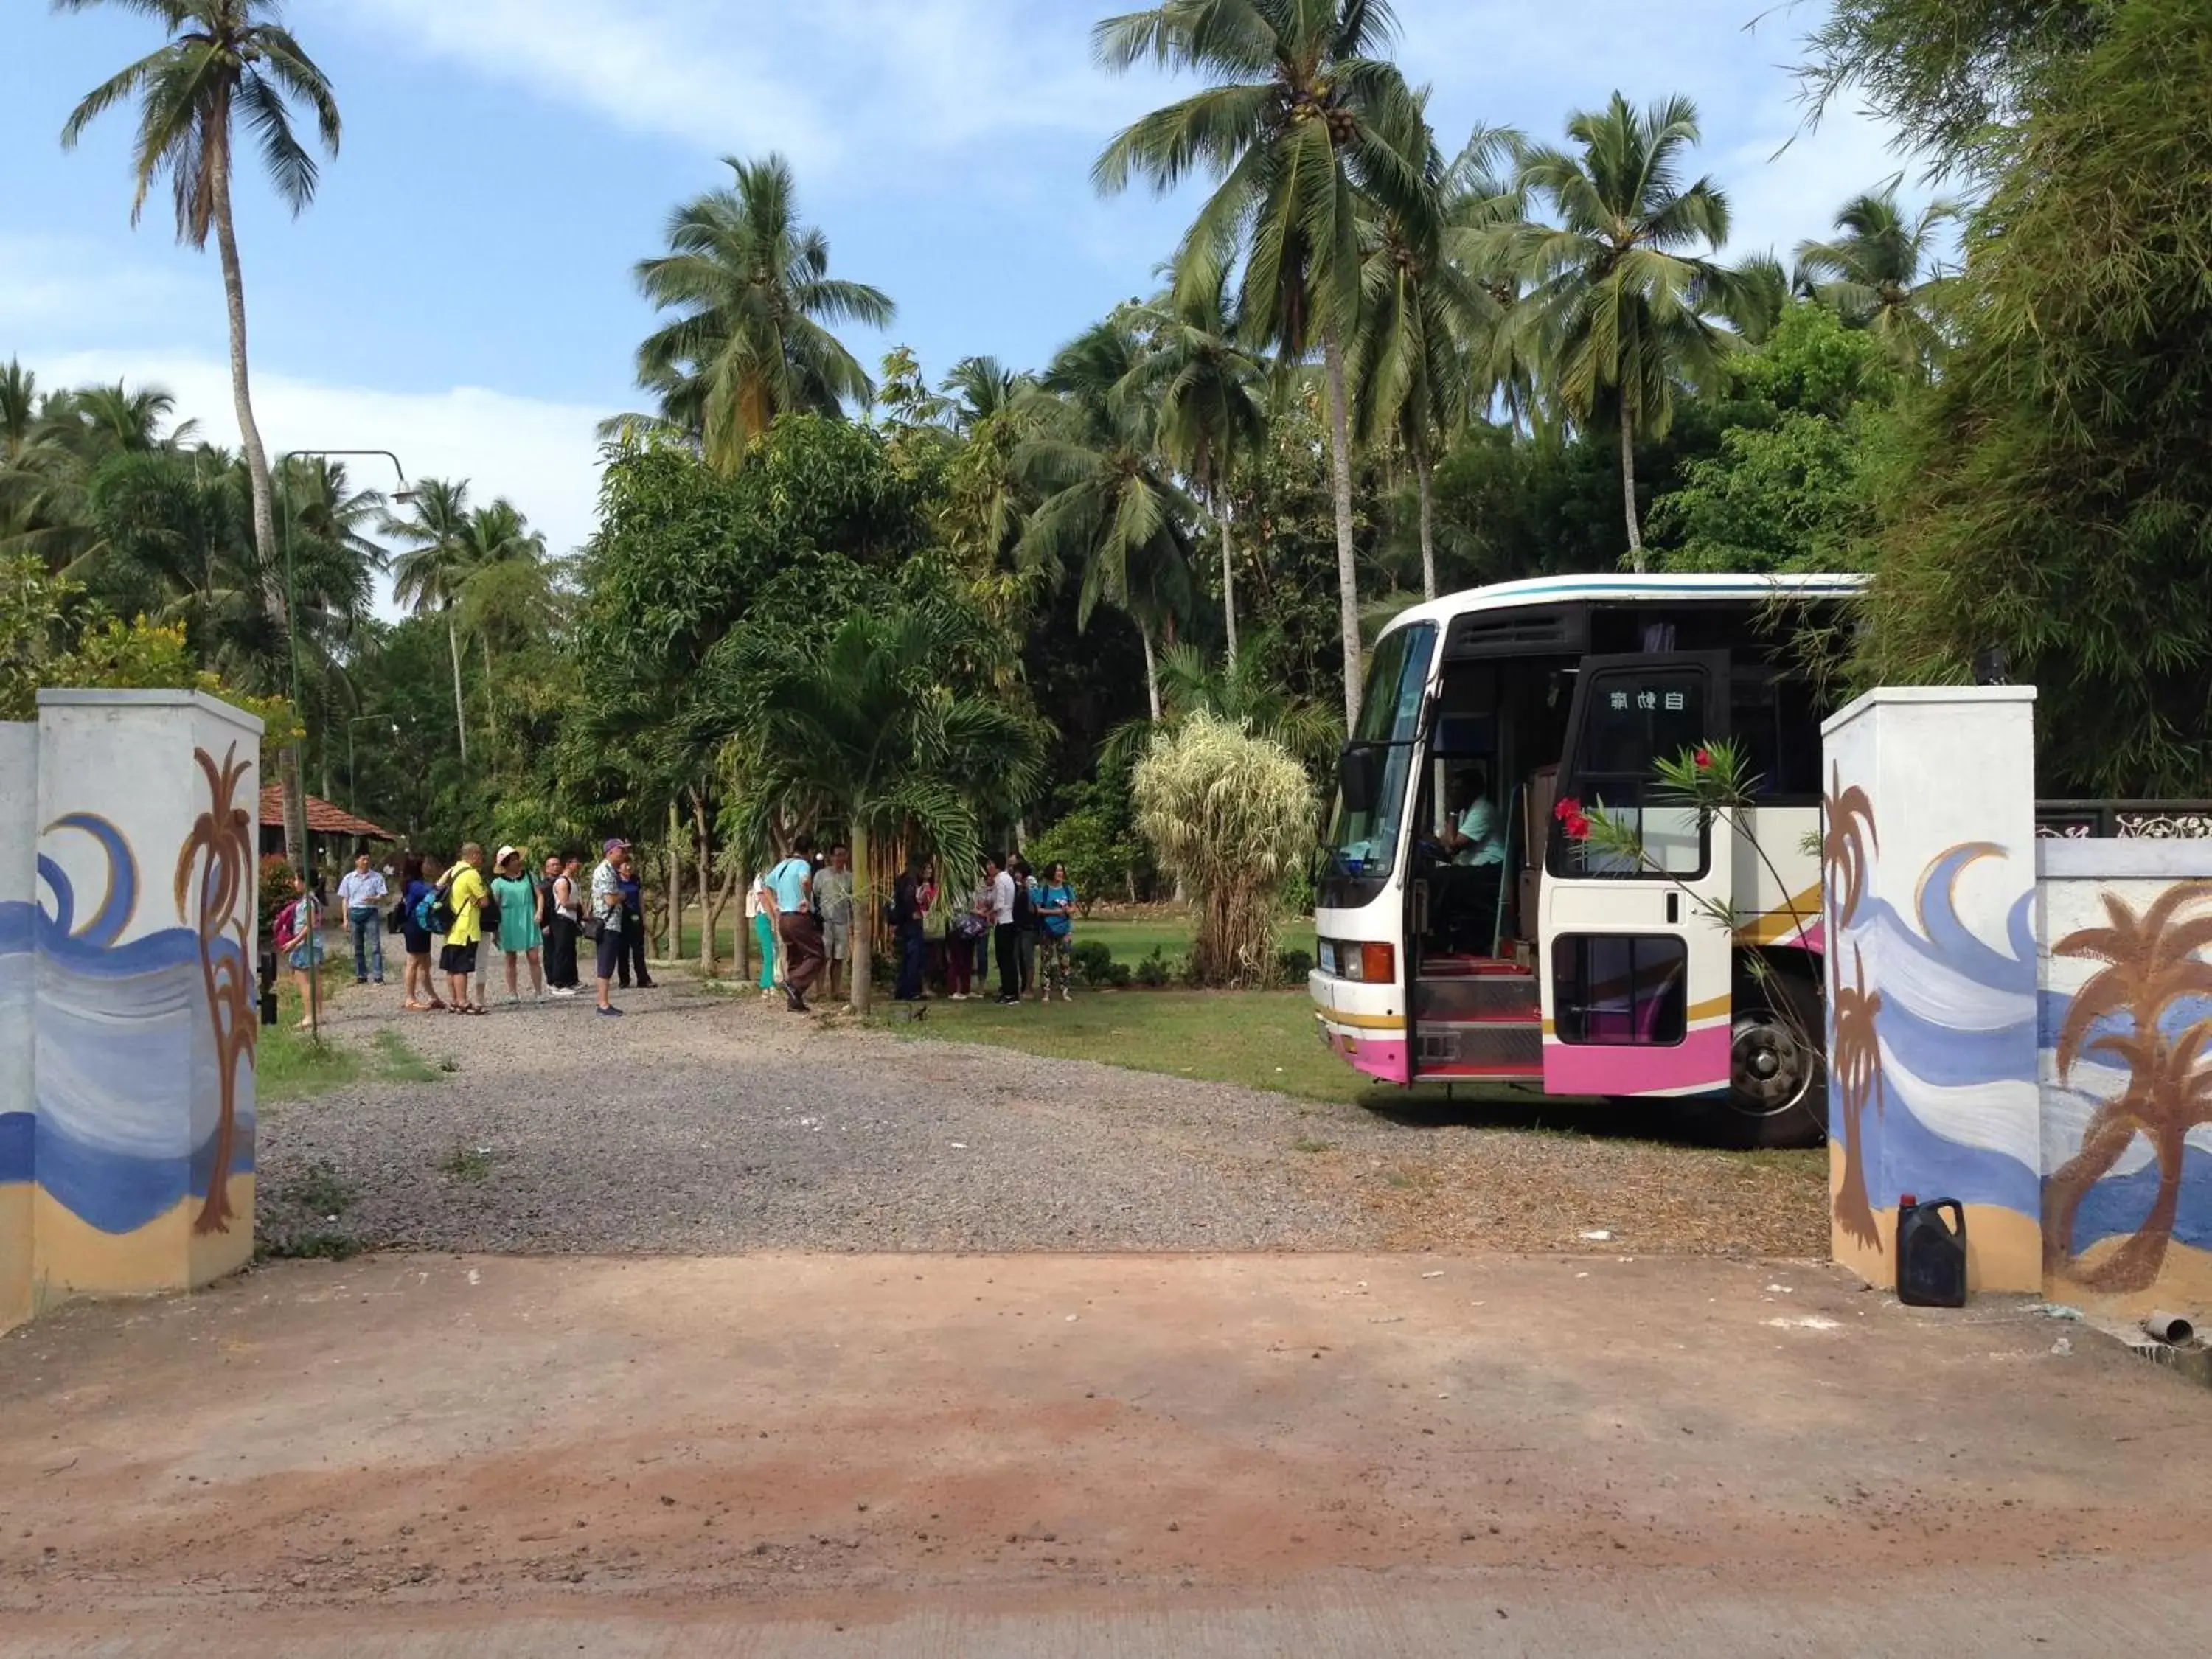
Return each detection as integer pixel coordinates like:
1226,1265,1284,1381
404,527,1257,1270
1703,975,1826,1150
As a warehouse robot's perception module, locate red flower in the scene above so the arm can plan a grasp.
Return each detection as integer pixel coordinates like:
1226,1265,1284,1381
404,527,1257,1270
1553,795,1583,823
1694,748,1713,770
1564,812,1593,841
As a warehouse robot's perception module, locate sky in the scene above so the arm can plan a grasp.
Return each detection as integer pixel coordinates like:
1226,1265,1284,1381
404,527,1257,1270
1,1,1918,571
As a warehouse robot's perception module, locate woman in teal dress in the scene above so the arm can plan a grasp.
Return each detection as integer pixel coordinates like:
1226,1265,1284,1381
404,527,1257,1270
489,846,546,1004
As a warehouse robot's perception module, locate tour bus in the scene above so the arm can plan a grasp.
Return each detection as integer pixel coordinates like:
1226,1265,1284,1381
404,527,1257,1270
1311,571,1865,1148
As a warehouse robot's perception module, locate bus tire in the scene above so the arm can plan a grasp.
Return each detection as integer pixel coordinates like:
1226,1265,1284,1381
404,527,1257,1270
1700,970,1826,1150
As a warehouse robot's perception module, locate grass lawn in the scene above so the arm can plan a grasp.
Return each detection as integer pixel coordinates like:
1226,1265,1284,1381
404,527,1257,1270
260,961,440,1105
877,986,1454,1110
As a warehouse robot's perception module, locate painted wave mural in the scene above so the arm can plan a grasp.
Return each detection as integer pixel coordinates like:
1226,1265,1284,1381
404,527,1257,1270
0,788,256,1237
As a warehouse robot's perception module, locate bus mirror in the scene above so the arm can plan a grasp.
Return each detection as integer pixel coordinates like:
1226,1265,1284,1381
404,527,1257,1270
1339,748,1379,814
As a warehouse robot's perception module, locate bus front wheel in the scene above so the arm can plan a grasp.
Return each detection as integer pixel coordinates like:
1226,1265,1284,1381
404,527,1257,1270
1703,974,1826,1150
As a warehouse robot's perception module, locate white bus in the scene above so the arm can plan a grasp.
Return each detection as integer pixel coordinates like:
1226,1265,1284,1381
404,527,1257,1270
1311,572,1863,1147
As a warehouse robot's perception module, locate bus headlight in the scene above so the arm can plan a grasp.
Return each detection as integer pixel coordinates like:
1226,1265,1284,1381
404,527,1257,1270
1324,939,1395,983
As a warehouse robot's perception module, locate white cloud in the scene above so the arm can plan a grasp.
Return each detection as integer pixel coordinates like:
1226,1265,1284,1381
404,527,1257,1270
324,0,1171,178
28,347,611,593
0,233,193,337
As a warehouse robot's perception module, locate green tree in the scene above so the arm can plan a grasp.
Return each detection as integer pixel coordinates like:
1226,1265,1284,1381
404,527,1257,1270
1017,313,1197,720
58,0,340,866
383,479,481,765
1853,0,2212,795
718,588,1043,1015
1128,272,1267,661
1793,189,1960,373
1510,92,1736,568
1092,0,1429,727
625,154,896,474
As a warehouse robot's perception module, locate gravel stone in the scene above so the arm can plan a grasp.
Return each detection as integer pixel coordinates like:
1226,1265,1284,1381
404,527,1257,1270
256,975,1826,1258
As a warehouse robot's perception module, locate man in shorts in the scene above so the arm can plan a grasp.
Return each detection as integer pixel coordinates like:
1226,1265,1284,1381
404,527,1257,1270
591,838,629,1018
814,842,855,1003
440,843,491,1015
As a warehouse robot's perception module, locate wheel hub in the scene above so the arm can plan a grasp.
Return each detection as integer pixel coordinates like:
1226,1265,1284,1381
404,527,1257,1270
1730,1013,1812,1117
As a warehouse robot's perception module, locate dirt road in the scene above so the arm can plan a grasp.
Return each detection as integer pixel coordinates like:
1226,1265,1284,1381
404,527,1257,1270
4,1253,2208,1654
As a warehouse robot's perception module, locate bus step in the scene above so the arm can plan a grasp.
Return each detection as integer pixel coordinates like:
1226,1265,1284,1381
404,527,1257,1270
1416,1020,1543,1071
1416,974,1540,1024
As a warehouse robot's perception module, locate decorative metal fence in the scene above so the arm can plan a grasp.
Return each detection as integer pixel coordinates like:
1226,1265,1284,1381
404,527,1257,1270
2034,801,2212,839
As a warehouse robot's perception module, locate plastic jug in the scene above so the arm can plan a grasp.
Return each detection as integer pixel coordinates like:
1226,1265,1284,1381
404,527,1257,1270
1896,1194,1967,1307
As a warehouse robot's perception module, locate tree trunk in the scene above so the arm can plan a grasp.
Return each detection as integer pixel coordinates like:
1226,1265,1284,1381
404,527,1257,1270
1619,398,1645,571
1140,625,1162,722
212,147,301,867
1321,327,1364,729
666,801,683,959
1218,493,1239,667
849,828,874,1017
704,866,737,982
445,613,469,764
481,631,495,768
692,790,714,975
1415,441,1439,600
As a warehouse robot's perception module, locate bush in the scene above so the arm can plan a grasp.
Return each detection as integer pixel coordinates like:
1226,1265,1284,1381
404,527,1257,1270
258,855,296,932
1133,713,1318,987
1275,946,1316,984
1026,784,1148,914
1071,939,1130,988
1133,945,1174,989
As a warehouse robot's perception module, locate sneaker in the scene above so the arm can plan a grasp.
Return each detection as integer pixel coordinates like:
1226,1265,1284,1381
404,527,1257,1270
549,986,577,998
1061,988,1073,1002
355,977,368,986
785,986,809,1014
950,992,967,1002
597,1005,624,1018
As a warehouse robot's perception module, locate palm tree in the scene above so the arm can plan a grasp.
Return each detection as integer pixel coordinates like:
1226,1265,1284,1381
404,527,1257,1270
59,0,339,868
1130,272,1267,661
383,479,479,763
1510,93,1736,569
944,356,1034,432
58,0,339,639
1093,0,1430,727
1354,115,1517,599
1793,188,1961,373
1016,315,1198,720
720,597,1043,1015
1102,626,1343,779
449,499,549,766
630,153,896,473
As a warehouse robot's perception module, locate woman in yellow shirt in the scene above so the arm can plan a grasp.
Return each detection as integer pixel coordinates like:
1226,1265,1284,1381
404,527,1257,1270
440,843,493,1015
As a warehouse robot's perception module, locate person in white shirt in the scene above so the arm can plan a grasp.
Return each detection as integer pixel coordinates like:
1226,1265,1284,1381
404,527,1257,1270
987,853,1020,1005
1440,766,1506,867
336,851,389,985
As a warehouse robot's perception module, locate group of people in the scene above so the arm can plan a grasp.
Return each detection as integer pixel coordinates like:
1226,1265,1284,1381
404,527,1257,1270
883,852,1077,1007
282,839,655,1022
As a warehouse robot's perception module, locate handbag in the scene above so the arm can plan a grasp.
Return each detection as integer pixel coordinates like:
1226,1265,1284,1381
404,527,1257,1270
581,912,604,942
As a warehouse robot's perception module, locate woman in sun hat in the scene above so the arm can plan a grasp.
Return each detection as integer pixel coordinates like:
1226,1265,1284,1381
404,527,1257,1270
490,844,546,1004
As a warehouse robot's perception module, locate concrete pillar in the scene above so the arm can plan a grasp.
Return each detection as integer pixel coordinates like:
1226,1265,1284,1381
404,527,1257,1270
1821,686,2044,1293
1,722,36,1332
31,689,262,1303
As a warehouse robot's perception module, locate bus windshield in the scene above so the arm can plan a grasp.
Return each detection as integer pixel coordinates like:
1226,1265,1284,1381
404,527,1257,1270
1323,622,1436,894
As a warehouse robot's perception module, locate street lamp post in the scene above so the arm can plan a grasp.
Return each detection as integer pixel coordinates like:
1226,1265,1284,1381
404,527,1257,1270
279,448,413,1042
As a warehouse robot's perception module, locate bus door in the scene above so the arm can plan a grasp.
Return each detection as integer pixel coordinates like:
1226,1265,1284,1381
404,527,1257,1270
1539,652,1734,1099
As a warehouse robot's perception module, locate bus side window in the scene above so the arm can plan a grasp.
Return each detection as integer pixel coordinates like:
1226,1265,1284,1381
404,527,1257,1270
1731,672,1821,801
1551,665,1710,879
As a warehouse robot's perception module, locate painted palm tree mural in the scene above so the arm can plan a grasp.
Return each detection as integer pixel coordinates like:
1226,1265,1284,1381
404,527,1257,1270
176,745,257,1235
2045,883,2212,1291
1823,762,1883,1249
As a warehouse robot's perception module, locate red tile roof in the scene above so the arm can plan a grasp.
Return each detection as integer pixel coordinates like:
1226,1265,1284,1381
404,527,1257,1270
259,786,394,841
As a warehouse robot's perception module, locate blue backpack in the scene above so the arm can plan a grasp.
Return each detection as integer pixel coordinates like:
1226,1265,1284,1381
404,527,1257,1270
412,883,453,936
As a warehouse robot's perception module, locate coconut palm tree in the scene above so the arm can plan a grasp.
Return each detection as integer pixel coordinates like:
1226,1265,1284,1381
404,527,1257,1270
58,0,339,634
1016,314,1198,720
630,153,896,473
1354,115,1518,599
1509,93,1737,569
718,595,1044,1015
1793,188,1961,373
59,0,340,868
944,356,1034,433
384,479,479,764
1127,273,1267,661
1092,0,1430,727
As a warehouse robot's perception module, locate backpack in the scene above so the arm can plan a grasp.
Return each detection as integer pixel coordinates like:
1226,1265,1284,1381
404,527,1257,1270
481,886,503,935
273,898,302,950
413,883,453,936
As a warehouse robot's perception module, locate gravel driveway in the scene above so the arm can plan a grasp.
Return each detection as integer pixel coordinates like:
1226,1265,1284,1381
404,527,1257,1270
259,977,1826,1258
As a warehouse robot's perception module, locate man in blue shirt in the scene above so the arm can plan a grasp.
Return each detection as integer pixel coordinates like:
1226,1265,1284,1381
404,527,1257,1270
762,835,825,1013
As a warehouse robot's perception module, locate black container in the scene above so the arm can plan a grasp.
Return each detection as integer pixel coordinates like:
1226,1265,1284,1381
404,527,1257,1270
1896,1194,1968,1308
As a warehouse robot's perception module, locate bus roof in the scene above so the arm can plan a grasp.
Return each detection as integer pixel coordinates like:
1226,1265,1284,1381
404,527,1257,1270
1378,571,1867,640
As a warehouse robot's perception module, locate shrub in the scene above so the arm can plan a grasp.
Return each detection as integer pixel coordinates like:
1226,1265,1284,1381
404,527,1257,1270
1026,782,1148,914
1133,945,1174,989
1133,713,1318,988
1071,939,1130,988
258,855,297,932
1275,946,1316,984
